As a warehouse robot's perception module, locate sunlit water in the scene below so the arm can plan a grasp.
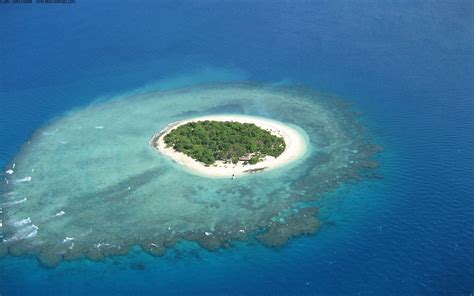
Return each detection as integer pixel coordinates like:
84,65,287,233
1,1,473,295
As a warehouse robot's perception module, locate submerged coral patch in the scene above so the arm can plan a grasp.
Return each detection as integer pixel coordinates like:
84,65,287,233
0,83,381,267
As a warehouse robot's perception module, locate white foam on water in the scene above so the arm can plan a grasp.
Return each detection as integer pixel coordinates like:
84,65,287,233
1,197,27,207
3,192,16,200
3,224,38,242
55,210,66,217
25,229,38,239
63,237,74,243
15,176,32,183
94,126,104,129
12,217,31,227
69,242,75,250
5,170,14,175
94,242,110,248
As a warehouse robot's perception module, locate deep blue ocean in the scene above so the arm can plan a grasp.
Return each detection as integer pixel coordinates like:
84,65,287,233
1,1,473,295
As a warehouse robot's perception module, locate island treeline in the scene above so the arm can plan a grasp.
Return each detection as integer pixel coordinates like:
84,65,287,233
164,120,286,165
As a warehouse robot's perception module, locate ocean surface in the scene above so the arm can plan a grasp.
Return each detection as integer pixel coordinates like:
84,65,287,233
0,1,473,295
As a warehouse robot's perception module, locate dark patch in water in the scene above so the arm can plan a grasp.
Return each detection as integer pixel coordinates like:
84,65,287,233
172,103,245,118
323,220,337,227
256,207,320,248
189,249,201,259
130,262,146,271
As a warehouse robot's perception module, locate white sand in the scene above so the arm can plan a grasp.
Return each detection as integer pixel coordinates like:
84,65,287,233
150,115,307,178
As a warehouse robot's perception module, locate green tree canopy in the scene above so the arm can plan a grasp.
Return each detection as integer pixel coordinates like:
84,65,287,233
164,120,286,165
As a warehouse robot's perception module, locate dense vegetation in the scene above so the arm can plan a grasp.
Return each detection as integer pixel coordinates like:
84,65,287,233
164,120,286,165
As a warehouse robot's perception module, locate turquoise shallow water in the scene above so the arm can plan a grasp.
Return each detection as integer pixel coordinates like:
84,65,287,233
1,82,380,267
1,1,473,295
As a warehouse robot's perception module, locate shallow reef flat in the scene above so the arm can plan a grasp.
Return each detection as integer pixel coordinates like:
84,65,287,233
0,83,382,267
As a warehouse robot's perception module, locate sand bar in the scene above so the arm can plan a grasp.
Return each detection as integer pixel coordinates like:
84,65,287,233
150,114,307,178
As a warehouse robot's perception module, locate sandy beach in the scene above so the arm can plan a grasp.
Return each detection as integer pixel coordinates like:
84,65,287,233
150,115,307,178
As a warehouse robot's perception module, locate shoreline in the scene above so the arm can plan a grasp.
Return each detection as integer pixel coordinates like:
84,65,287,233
150,114,307,178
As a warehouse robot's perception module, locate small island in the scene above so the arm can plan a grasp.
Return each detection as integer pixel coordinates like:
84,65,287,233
163,121,286,165
150,115,307,178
